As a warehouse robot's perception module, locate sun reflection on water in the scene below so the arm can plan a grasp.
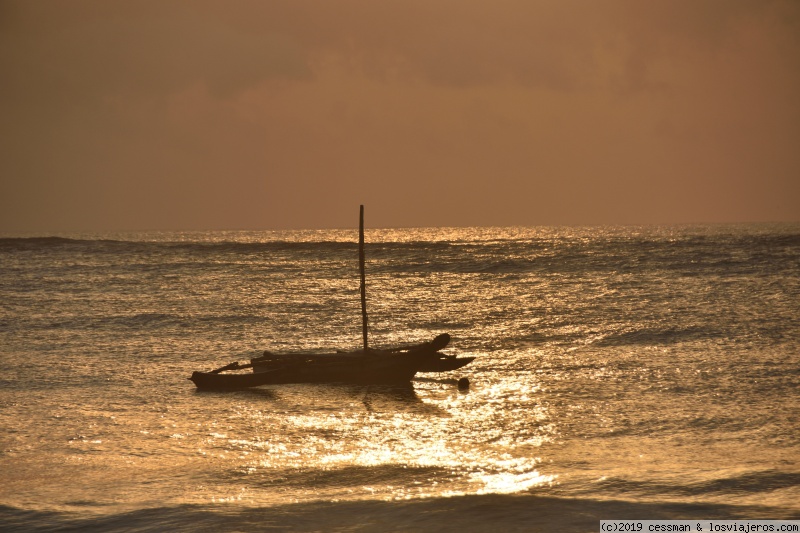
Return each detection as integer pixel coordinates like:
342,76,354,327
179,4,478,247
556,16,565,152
187,376,558,502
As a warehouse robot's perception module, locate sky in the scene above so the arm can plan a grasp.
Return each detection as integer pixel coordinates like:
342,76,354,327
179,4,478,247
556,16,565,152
1,0,799,231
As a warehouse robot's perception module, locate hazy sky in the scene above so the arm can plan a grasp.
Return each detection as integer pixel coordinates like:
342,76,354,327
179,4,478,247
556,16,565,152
1,0,799,231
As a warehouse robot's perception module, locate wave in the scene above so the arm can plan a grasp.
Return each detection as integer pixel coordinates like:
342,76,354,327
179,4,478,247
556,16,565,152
15,311,274,333
0,236,466,261
0,236,358,253
224,464,451,491
581,470,800,499
1,493,795,533
0,236,99,251
3,229,799,279
595,326,728,347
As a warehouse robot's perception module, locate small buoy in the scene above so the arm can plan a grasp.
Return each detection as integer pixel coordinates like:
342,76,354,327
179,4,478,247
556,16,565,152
458,377,470,390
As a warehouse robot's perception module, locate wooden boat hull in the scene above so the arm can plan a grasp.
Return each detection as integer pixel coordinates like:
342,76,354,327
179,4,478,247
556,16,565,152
189,334,474,390
190,369,280,391
191,353,428,390
253,354,475,377
250,348,436,385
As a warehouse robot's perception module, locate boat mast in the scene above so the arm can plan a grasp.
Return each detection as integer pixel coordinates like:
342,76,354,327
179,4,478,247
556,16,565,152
359,205,369,352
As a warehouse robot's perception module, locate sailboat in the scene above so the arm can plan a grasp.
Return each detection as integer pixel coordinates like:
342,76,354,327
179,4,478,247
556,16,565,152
189,206,473,391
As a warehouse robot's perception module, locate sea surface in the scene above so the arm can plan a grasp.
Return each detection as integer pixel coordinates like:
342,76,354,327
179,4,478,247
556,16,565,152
1,224,798,532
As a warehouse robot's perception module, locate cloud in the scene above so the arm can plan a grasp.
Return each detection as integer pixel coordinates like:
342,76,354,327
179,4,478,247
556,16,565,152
270,0,799,93
3,0,797,104
1,0,799,230
0,1,310,107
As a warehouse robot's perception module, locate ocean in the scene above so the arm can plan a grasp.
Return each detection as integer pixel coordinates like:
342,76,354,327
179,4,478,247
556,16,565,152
1,224,798,532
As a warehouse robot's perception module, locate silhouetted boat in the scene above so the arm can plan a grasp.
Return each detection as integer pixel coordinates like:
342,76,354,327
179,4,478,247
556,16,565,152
190,334,474,391
189,207,474,391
